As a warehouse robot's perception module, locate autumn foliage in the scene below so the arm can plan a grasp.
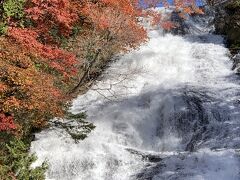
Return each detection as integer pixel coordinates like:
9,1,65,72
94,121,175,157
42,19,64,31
0,1,205,178
7,0,79,78
0,37,64,136
0,0,203,136
0,113,16,132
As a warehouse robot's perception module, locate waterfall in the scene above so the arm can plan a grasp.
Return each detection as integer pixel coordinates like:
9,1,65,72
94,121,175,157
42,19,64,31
31,10,240,180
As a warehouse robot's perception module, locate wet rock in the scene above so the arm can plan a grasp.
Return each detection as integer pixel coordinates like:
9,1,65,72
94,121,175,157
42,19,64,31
214,2,240,48
170,11,190,35
169,7,214,35
126,148,163,163
232,51,240,74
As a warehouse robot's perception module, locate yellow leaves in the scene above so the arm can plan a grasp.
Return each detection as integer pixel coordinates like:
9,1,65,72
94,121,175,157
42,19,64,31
2,97,21,112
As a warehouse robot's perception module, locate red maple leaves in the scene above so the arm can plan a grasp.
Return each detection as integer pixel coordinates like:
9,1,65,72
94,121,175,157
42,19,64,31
7,0,79,78
25,0,78,36
8,27,78,77
1,0,203,135
0,113,16,132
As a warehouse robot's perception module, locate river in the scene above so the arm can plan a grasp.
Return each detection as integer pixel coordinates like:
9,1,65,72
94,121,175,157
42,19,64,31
31,9,240,180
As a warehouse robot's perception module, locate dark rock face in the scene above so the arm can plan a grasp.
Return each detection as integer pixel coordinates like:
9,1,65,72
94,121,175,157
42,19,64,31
214,2,240,48
232,52,240,73
169,7,214,36
170,11,190,35
213,1,240,74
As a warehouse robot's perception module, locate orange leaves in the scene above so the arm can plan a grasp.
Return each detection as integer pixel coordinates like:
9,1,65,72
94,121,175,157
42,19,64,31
0,0,81,135
81,0,148,51
194,7,204,14
144,10,162,26
0,0,205,136
25,0,78,36
174,0,205,15
0,37,64,132
67,0,204,54
81,3,110,30
2,97,21,112
5,0,204,80
0,114,16,132
0,83,7,92
100,0,140,16
5,0,80,79
8,27,78,77
141,0,204,30
160,21,176,30
181,3,204,15
183,6,194,14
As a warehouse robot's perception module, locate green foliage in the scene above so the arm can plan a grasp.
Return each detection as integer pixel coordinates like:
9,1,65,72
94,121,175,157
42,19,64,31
33,61,60,76
71,25,83,38
234,0,240,7
49,27,66,46
66,112,87,120
0,139,47,180
0,0,26,35
51,112,96,142
0,22,8,35
66,112,95,142
226,0,240,8
3,0,25,20
230,42,240,50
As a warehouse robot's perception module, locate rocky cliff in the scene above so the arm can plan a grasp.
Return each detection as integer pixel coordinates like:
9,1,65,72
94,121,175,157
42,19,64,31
214,1,240,50
213,1,240,73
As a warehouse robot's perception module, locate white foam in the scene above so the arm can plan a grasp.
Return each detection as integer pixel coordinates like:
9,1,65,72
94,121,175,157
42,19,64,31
31,13,240,180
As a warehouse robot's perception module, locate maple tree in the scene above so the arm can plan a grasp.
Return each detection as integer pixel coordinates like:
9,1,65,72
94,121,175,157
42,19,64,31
6,0,79,78
1,0,204,176
0,0,203,134
0,37,64,136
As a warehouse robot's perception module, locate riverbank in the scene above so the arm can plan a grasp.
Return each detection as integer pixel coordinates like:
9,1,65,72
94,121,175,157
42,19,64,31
214,0,240,51
0,1,148,179
30,9,240,179
0,1,230,179
211,0,240,74
0,27,119,180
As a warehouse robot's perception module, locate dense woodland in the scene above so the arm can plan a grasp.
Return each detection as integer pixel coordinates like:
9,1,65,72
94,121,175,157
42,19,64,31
0,0,222,179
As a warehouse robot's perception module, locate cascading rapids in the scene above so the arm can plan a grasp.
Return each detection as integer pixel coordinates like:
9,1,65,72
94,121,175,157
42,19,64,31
31,9,240,180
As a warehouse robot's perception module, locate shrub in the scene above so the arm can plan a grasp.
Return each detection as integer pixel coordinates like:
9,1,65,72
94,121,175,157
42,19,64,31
0,138,47,180
0,0,26,34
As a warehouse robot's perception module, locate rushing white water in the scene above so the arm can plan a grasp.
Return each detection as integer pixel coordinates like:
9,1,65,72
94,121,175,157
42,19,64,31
31,11,240,180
